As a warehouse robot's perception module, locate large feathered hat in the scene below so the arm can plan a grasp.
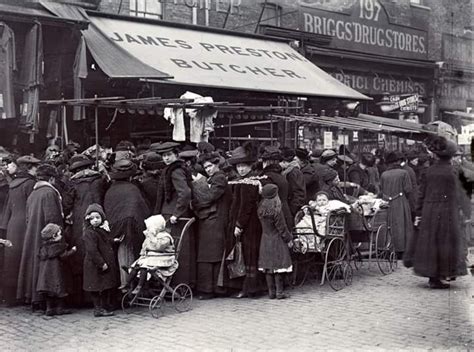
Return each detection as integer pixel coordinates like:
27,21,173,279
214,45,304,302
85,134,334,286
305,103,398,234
228,141,257,165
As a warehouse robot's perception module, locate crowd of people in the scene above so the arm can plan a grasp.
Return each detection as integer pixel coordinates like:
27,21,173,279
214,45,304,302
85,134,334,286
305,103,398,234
0,135,472,317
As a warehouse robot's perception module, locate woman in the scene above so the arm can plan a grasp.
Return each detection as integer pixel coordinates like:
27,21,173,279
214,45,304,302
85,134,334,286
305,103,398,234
1,156,39,305
17,163,63,308
192,152,231,299
379,151,413,258
63,154,107,306
104,159,150,287
320,168,352,204
227,142,263,298
153,142,195,288
412,137,469,288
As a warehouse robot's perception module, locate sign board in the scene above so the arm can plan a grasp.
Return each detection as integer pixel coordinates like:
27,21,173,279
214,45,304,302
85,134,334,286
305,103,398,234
439,81,474,110
382,94,419,112
329,70,427,96
337,134,349,146
324,131,334,149
90,16,368,99
299,0,428,60
442,34,473,66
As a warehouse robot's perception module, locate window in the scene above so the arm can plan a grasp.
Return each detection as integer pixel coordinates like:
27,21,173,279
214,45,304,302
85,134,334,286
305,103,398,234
130,0,163,19
409,0,422,4
261,3,282,27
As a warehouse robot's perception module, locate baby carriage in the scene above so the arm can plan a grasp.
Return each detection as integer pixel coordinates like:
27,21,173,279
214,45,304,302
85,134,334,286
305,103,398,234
121,217,195,318
292,207,352,291
348,204,396,274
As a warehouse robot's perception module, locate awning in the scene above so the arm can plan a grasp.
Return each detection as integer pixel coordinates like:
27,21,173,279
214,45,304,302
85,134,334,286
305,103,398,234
40,1,171,79
85,13,369,100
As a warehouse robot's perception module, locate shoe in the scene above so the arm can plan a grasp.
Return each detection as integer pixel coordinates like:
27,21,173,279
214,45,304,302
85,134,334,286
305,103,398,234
232,291,248,299
45,309,56,317
428,279,450,289
197,293,215,300
94,309,115,317
276,293,290,300
55,308,72,316
268,292,276,299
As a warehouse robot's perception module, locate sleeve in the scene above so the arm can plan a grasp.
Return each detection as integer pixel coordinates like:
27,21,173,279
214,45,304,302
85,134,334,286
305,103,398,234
59,248,76,259
83,230,106,269
275,211,292,243
288,170,307,214
42,190,64,227
235,184,259,230
195,173,227,209
0,194,11,231
171,168,192,218
348,168,362,185
61,182,75,217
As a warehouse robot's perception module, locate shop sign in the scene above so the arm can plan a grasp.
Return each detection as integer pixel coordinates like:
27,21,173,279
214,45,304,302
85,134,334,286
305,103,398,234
439,81,474,110
329,70,426,95
324,131,333,148
442,34,473,65
174,0,242,13
300,0,428,60
385,94,419,112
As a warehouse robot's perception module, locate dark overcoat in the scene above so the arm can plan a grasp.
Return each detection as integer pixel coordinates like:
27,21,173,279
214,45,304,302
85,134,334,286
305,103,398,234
380,167,413,252
227,175,262,292
139,174,160,211
154,160,195,287
413,160,468,279
17,181,63,303
302,162,320,202
260,164,293,229
258,209,292,271
36,241,74,297
282,162,306,216
193,171,231,263
1,173,35,303
82,226,119,292
63,171,106,276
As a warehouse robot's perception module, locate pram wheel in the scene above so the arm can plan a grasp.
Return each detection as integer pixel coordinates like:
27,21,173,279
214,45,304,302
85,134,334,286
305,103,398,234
389,251,397,270
172,283,193,312
149,295,164,319
121,292,134,314
327,264,345,291
375,224,393,275
342,262,353,286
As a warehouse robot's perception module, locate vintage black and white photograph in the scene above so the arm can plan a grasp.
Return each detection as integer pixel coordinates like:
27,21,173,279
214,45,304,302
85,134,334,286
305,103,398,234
0,0,472,350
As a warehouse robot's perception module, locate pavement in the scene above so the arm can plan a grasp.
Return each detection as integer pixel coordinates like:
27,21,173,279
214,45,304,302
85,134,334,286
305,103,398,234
0,263,472,352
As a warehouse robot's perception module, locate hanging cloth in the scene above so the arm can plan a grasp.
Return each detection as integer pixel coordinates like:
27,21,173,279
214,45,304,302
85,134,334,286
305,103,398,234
19,22,44,132
163,107,185,142
180,91,217,143
0,22,17,119
73,36,88,121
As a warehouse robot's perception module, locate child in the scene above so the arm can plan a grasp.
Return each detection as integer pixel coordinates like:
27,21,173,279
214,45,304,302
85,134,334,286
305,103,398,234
36,223,76,316
257,183,293,299
83,203,119,317
119,215,178,295
296,191,351,237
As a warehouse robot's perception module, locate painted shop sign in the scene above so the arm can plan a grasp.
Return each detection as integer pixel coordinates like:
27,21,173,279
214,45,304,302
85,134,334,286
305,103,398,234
329,70,427,95
439,81,474,110
300,0,428,60
442,34,473,65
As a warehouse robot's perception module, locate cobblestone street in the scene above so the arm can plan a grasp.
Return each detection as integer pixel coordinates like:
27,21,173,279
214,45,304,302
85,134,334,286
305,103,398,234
1,265,472,351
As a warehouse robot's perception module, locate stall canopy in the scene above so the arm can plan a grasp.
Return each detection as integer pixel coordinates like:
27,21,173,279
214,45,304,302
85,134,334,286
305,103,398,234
87,14,369,100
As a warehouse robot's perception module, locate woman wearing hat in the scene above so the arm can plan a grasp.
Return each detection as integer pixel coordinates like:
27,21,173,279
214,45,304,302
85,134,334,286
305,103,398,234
380,151,414,258
153,142,195,288
138,152,164,211
320,168,351,204
17,163,64,309
192,152,232,299
1,155,39,305
294,148,320,203
280,147,306,217
62,154,107,306
411,137,469,288
104,159,150,287
227,142,263,298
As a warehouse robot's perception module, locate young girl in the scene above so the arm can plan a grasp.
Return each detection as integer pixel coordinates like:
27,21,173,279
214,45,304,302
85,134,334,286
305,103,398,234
257,183,293,299
83,203,119,317
119,215,178,295
36,223,76,316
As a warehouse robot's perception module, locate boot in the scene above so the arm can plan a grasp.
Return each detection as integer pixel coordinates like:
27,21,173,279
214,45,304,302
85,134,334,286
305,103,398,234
265,274,276,299
119,268,138,292
275,274,290,300
131,269,147,295
55,298,72,315
428,278,450,289
45,297,56,316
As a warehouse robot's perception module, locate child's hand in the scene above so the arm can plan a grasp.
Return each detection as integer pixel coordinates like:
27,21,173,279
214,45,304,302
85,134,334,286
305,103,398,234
71,246,77,252
113,237,121,243
287,240,294,249
102,263,108,271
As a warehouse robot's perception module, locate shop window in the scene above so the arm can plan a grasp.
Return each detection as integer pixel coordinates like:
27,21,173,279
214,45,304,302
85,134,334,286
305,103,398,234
130,0,163,19
261,3,282,27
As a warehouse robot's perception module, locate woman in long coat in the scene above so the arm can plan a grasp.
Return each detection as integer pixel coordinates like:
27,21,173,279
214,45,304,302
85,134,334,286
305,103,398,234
1,156,39,305
380,151,413,256
17,164,64,307
192,152,231,299
412,138,469,288
63,155,106,305
153,142,195,288
227,143,263,298
104,160,149,286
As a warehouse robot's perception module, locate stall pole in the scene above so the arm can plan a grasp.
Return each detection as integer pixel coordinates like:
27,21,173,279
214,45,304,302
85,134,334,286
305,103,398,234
62,103,69,145
94,95,99,168
343,129,347,196
60,98,65,151
270,114,274,145
228,115,232,151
